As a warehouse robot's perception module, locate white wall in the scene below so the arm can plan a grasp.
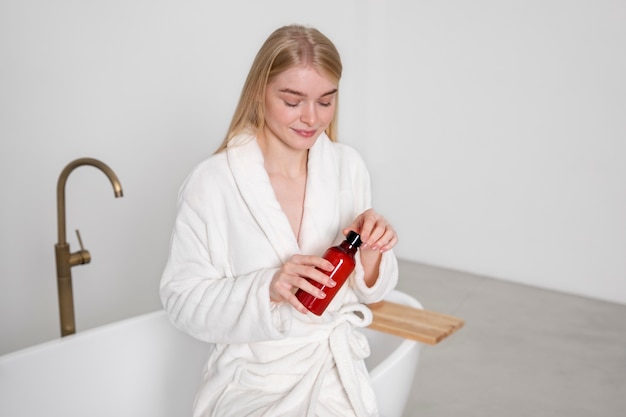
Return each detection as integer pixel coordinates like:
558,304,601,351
1,0,624,354
366,0,626,306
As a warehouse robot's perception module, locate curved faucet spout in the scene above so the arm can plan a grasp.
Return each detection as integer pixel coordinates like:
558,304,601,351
56,158,124,245
55,157,124,336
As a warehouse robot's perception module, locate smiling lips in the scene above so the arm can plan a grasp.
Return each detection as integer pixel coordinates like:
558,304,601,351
293,128,318,138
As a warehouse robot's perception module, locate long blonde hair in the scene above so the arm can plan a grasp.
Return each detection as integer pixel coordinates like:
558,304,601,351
215,25,343,153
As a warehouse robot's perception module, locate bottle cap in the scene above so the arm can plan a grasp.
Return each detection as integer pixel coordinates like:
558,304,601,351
345,230,362,247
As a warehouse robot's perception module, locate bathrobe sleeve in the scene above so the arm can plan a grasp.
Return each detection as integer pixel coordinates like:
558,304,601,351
160,155,292,344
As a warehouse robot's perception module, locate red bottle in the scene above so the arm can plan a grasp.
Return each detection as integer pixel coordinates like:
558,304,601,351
296,231,362,315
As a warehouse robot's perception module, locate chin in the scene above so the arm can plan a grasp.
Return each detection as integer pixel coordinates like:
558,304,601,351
284,133,320,151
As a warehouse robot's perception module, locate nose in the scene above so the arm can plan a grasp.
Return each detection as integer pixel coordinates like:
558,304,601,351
300,103,318,126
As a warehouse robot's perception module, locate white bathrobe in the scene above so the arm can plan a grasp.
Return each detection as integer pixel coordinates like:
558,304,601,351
160,133,398,417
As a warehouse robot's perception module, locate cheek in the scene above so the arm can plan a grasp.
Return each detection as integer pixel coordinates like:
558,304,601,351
265,103,296,125
320,106,336,125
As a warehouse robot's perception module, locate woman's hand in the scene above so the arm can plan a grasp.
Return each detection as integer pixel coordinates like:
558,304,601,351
343,208,398,253
342,209,398,287
270,254,336,314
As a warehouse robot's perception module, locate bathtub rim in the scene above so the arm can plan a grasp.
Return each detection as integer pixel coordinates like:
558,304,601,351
0,309,166,363
365,290,422,382
0,289,422,366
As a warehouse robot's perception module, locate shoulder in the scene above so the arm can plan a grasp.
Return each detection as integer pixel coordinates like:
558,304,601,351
316,134,368,169
177,152,232,204
326,140,370,179
332,142,366,165
185,152,229,185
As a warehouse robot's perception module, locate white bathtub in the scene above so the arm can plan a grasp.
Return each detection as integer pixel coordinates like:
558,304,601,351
0,290,421,417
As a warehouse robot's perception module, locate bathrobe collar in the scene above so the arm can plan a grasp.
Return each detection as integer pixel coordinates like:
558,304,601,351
226,133,340,263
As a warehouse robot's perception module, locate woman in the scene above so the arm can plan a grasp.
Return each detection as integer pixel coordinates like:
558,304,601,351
161,24,399,417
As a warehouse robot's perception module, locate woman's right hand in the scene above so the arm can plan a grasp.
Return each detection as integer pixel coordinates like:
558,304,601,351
270,254,336,314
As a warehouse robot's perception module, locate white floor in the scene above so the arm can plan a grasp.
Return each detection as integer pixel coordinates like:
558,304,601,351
395,260,626,417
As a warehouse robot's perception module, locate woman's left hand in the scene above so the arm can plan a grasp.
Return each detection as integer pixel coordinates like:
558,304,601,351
342,208,398,253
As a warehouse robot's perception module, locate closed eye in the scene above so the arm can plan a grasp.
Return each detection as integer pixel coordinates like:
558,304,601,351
278,87,337,108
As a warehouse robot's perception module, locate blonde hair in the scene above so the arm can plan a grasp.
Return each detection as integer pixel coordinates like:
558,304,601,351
215,25,342,153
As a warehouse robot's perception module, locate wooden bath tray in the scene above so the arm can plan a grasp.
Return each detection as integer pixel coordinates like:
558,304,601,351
368,300,464,345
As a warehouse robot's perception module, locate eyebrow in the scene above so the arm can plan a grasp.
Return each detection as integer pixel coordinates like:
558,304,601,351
278,88,338,98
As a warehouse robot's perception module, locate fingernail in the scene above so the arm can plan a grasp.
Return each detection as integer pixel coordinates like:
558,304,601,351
328,280,336,288
318,291,326,299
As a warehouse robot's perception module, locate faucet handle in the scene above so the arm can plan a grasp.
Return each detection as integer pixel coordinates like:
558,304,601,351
76,229,86,251
69,229,91,266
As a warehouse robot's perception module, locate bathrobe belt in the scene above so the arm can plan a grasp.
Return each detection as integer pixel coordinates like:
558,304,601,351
310,303,379,417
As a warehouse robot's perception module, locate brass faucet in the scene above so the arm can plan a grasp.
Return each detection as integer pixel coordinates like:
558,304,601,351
55,158,123,337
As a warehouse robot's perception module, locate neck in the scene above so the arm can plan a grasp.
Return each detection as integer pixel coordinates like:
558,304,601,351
257,134,308,179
